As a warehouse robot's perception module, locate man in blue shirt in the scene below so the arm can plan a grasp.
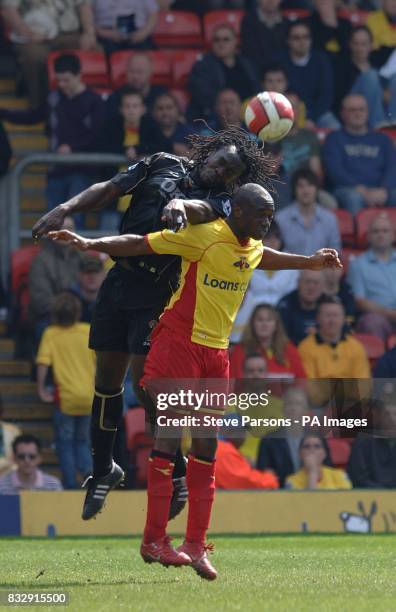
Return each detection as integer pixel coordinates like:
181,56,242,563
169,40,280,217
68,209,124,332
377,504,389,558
348,212,396,341
323,94,396,215
276,168,341,256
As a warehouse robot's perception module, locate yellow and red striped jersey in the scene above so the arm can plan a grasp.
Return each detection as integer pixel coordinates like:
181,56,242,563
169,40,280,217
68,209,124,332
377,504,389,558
146,219,263,349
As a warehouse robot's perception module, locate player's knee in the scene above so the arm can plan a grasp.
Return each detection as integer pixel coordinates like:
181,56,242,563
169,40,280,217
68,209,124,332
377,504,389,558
191,437,217,460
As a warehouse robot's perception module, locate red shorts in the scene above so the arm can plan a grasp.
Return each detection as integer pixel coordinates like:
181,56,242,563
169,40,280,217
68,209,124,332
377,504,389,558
142,322,229,381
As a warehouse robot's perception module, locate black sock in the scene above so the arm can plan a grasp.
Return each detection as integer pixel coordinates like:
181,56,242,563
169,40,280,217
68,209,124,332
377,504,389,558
172,448,187,479
91,387,124,478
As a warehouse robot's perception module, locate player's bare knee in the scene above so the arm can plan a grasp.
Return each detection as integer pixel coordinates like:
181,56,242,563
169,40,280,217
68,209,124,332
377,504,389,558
191,437,217,460
154,436,180,456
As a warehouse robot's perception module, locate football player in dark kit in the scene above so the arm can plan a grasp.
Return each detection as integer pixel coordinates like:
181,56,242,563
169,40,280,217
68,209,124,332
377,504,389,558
32,126,275,521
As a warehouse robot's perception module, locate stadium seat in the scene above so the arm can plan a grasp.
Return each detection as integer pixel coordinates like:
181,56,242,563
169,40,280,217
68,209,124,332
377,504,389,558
153,11,202,48
109,50,173,89
354,333,385,367
282,9,310,21
332,209,355,246
170,88,191,114
11,245,40,293
340,248,363,273
171,49,203,88
313,127,332,144
47,50,109,90
203,10,245,47
355,207,396,248
387,334,396,350
125,407,147,450
124,408,153,488
327,438,352,470
338,9,370,25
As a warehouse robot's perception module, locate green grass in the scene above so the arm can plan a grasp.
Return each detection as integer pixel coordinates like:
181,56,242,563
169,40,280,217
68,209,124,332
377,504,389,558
0,535,395,612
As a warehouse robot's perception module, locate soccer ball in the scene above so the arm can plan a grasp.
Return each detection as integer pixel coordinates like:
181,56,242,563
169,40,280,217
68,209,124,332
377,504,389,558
244,91,294,143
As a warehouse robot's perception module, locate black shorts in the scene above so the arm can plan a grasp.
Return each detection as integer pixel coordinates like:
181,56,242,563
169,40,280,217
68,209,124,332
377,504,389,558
89,264,167,355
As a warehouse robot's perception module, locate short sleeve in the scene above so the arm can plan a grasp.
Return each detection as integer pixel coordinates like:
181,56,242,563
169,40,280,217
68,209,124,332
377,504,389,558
36,329,53,366
147,225,205,261
207,196,232,219
110,159,149,195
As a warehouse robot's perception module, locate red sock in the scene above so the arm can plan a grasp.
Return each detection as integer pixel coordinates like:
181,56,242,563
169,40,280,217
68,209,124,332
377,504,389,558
185,455,216,544
143,456,174,543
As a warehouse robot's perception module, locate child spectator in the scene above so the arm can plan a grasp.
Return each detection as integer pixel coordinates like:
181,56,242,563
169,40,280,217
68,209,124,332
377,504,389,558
285,433,351,489
36,292,94,489
0,53,106,222
230,303,306,379
0,434,62,494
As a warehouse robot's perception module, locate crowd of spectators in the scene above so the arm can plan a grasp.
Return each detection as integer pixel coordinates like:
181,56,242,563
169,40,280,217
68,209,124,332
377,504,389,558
1,0,396,492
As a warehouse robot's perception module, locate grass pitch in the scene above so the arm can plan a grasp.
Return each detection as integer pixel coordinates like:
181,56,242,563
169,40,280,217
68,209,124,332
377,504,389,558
0,535,395,612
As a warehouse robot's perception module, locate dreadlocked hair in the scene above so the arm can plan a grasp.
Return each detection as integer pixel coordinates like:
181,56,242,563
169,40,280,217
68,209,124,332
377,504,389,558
187,125,278,193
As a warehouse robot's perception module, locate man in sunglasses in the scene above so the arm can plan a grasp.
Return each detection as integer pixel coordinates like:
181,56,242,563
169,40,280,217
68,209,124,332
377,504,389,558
0,435,62,494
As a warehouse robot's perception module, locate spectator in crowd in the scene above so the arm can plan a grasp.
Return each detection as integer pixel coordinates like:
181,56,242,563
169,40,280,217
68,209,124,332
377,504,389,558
71,255,106,323
261,65,307,129
107,53,168,119
0,434,62,494
348,212,396,341
1,0,97,108
256,386,313,487
29,216,81,343
0,53,106,218
276,168,341,256
285,432,351,489
36,292,94,490
232,353,284,462
139,92,193,156
248,220,299,308
281,20,339,128
93,0,158,55
308,0,351,58
188,24,259,120
334,26,392,128
278,269,325,345
240,0,289,76
347,395,396,488
230,303,307,379
207,88,245,133
0,119,11,176
215,415,279,490
322,266,356,324
374,346,396,378
323,94,396,215
298,295,371,379
367,0,396,67
0,396,21,477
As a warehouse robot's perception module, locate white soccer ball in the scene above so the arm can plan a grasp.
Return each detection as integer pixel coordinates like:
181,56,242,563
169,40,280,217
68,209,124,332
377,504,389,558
245,91,294,143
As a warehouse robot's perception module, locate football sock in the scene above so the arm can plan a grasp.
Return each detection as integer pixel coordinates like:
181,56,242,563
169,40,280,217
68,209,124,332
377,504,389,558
91,387,124,478
143,451,175,543
185,455,216,544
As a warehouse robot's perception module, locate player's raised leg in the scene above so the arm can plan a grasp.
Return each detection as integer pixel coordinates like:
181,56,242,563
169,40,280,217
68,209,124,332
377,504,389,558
82,350,129,520
177,437,218,580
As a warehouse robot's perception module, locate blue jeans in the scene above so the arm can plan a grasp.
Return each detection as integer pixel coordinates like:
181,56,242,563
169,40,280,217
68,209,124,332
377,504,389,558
46,173,92,228
334,187,396,215
53,409,92,489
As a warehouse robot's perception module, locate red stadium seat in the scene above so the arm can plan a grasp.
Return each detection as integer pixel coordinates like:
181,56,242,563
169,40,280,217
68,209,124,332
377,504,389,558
11,245,40,292
47,50,109,90
125,407,146,450
109,50,173,89
377,125,396,144
340,248,363,273
338,9,370,25
327,438,352,470
124,408,153,488
354,333,385,367
203,10,245,47
355,207,396,248
282,9,310,21
332,209,355,246
169,88,191,114
171,49,203,88
153,11,202,48
387,334,396,350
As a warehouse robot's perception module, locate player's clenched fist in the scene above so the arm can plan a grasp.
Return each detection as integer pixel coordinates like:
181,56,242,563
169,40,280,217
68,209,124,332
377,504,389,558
308,248,343,270
48,230,91,250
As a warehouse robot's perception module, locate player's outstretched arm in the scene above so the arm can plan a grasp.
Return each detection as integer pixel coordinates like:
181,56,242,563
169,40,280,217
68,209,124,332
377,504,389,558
48,230,151,257
258,247,342,271
32,181,122,240
162,198,217,232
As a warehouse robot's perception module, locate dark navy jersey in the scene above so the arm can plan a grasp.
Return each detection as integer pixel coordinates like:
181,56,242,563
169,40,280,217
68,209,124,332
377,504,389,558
110,152,231,308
